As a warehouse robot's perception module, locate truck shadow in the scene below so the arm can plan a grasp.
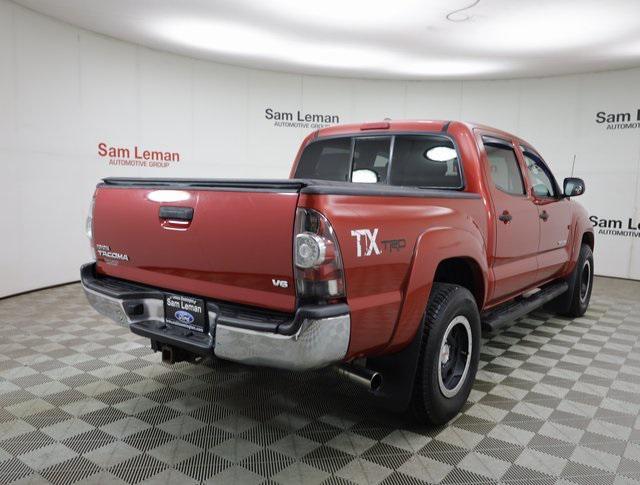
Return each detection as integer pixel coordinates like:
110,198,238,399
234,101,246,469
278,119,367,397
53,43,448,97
180,357,449,435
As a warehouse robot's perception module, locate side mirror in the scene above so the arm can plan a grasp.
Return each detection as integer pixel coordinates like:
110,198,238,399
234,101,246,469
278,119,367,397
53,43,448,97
563,177,585,197
352,169,379,184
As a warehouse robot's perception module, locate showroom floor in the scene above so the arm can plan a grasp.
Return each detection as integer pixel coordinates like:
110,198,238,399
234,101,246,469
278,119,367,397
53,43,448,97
0,277,638,485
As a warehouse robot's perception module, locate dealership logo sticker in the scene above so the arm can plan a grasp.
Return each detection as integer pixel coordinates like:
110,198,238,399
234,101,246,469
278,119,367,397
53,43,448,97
595,109,640,130
175,310,195,325
590,215,640,238
97,142,181,168
265,108,340,129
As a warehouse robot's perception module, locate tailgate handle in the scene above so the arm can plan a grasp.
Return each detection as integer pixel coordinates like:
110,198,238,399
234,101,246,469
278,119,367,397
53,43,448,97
159,206,194,221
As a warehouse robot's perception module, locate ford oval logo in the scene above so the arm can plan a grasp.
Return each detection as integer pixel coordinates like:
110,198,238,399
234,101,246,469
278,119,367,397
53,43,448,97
175,310,194,324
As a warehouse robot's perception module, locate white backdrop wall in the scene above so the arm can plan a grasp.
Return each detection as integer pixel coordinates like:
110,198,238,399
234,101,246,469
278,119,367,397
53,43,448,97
1,0,640,297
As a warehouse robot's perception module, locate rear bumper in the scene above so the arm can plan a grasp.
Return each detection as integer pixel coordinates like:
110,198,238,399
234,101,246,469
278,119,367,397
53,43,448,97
80,263,350,371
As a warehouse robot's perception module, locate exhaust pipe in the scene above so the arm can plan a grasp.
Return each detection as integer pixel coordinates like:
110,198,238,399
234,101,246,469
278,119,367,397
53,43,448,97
336,364,383,392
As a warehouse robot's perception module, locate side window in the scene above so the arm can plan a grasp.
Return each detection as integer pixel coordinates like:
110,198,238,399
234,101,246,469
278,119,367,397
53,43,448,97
483,139,525,195
522,150,556,198
351,137,391,183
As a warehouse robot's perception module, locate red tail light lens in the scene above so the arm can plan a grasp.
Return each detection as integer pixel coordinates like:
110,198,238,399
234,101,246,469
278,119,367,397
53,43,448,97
294,208,345,303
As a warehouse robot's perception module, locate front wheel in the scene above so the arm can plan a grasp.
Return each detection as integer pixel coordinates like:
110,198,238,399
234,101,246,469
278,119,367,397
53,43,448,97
410,283,481,426
559,244,594,318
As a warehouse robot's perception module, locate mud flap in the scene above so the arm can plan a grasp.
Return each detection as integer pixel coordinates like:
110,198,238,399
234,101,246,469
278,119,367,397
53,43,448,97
367,318,425,413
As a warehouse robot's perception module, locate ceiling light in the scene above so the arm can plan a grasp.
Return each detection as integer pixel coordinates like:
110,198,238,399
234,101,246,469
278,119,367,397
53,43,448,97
154,17,506,78
13,0,640,79
256,0,435,31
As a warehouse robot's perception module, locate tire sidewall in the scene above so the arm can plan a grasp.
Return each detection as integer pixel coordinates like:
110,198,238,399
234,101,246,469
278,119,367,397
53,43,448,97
576,245,594,315
421,288,481,423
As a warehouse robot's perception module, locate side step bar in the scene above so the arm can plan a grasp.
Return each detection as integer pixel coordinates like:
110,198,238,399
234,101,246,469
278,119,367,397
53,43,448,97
481,281,569,333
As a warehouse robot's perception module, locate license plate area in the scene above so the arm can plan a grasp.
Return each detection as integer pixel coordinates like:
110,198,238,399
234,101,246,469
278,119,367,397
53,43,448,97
164,294,207,333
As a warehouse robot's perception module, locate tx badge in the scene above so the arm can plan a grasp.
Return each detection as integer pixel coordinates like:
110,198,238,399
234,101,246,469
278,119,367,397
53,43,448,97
351,229,381,257
351,229,406,257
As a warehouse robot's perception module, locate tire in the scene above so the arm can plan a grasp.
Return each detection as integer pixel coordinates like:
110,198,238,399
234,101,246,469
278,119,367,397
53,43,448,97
558,244,594,318
410,283,481,426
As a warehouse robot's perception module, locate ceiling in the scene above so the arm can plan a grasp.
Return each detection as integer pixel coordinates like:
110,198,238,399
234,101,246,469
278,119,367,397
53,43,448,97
13,0,640,80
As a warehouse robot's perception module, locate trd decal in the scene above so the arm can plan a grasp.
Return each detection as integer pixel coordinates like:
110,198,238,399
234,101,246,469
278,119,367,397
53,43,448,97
381,238,407,252
351,229,382,257
272,279,289,288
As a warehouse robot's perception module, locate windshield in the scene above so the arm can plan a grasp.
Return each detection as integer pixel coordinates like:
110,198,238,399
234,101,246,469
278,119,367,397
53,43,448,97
294,134,462,189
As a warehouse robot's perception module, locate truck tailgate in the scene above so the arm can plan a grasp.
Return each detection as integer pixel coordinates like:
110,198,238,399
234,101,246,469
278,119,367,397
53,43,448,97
92,179,302,312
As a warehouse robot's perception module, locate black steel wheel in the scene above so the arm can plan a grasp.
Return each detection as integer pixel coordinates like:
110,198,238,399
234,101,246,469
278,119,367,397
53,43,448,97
410,283,481,426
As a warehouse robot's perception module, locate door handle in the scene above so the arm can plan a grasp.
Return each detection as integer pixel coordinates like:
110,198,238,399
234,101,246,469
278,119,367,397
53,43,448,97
498,211,512,223
539,210,549,221
159,206,194,221
159,206,194,231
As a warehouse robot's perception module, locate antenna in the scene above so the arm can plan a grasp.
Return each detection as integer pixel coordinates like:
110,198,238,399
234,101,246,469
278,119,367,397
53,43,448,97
570,154,576,177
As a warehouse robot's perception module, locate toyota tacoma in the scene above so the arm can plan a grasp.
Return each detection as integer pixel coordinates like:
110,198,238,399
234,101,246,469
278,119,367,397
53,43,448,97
81,120,594,425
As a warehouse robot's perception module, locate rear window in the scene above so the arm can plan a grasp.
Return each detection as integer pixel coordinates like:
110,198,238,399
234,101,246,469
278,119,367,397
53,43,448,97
352,137,391,184
294,134,462,189
390,136,461,188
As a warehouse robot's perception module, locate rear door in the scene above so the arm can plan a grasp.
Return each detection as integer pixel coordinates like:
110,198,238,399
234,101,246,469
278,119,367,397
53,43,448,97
92,182,300,312
519,146,572,282
480,135,540,302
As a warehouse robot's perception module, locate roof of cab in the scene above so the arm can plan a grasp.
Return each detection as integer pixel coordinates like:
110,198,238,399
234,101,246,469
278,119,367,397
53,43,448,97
314,119,521,143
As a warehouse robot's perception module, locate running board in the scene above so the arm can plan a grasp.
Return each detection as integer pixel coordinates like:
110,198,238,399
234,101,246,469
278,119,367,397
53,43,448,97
481,281,569,333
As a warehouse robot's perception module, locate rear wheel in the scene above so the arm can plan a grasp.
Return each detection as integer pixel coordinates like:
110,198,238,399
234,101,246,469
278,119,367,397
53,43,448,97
410,283,481,425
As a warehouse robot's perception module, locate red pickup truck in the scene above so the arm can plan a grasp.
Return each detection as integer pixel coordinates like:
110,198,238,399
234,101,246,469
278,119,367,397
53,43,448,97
81,120,593,425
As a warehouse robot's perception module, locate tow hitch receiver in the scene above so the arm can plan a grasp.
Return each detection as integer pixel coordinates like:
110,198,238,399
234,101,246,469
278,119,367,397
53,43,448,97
152,341,200,365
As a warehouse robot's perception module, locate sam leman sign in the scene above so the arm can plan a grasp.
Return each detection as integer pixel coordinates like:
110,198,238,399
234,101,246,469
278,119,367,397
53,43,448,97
265,108,340,129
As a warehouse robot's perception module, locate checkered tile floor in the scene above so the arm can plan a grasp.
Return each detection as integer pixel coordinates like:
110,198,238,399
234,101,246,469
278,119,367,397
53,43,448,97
0,278,639,484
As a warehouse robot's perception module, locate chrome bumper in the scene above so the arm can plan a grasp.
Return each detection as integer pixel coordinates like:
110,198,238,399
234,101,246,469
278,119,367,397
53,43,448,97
81,265,350,371
214,314,350,371
83,286,165,327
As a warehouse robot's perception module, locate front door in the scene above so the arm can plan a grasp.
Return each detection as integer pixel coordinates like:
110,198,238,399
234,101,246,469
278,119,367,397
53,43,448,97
481,135,541,303
519,146,572,282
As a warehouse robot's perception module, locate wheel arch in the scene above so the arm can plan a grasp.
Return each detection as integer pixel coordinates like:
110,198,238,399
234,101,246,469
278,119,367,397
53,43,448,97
582,230,594,250
380,224,489,355
433,257,486,310
566,207,595,276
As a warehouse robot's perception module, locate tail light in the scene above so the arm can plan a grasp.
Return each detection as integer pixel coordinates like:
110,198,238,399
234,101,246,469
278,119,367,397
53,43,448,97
86,194,96,259
86,195,95,241
294,208,345,303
